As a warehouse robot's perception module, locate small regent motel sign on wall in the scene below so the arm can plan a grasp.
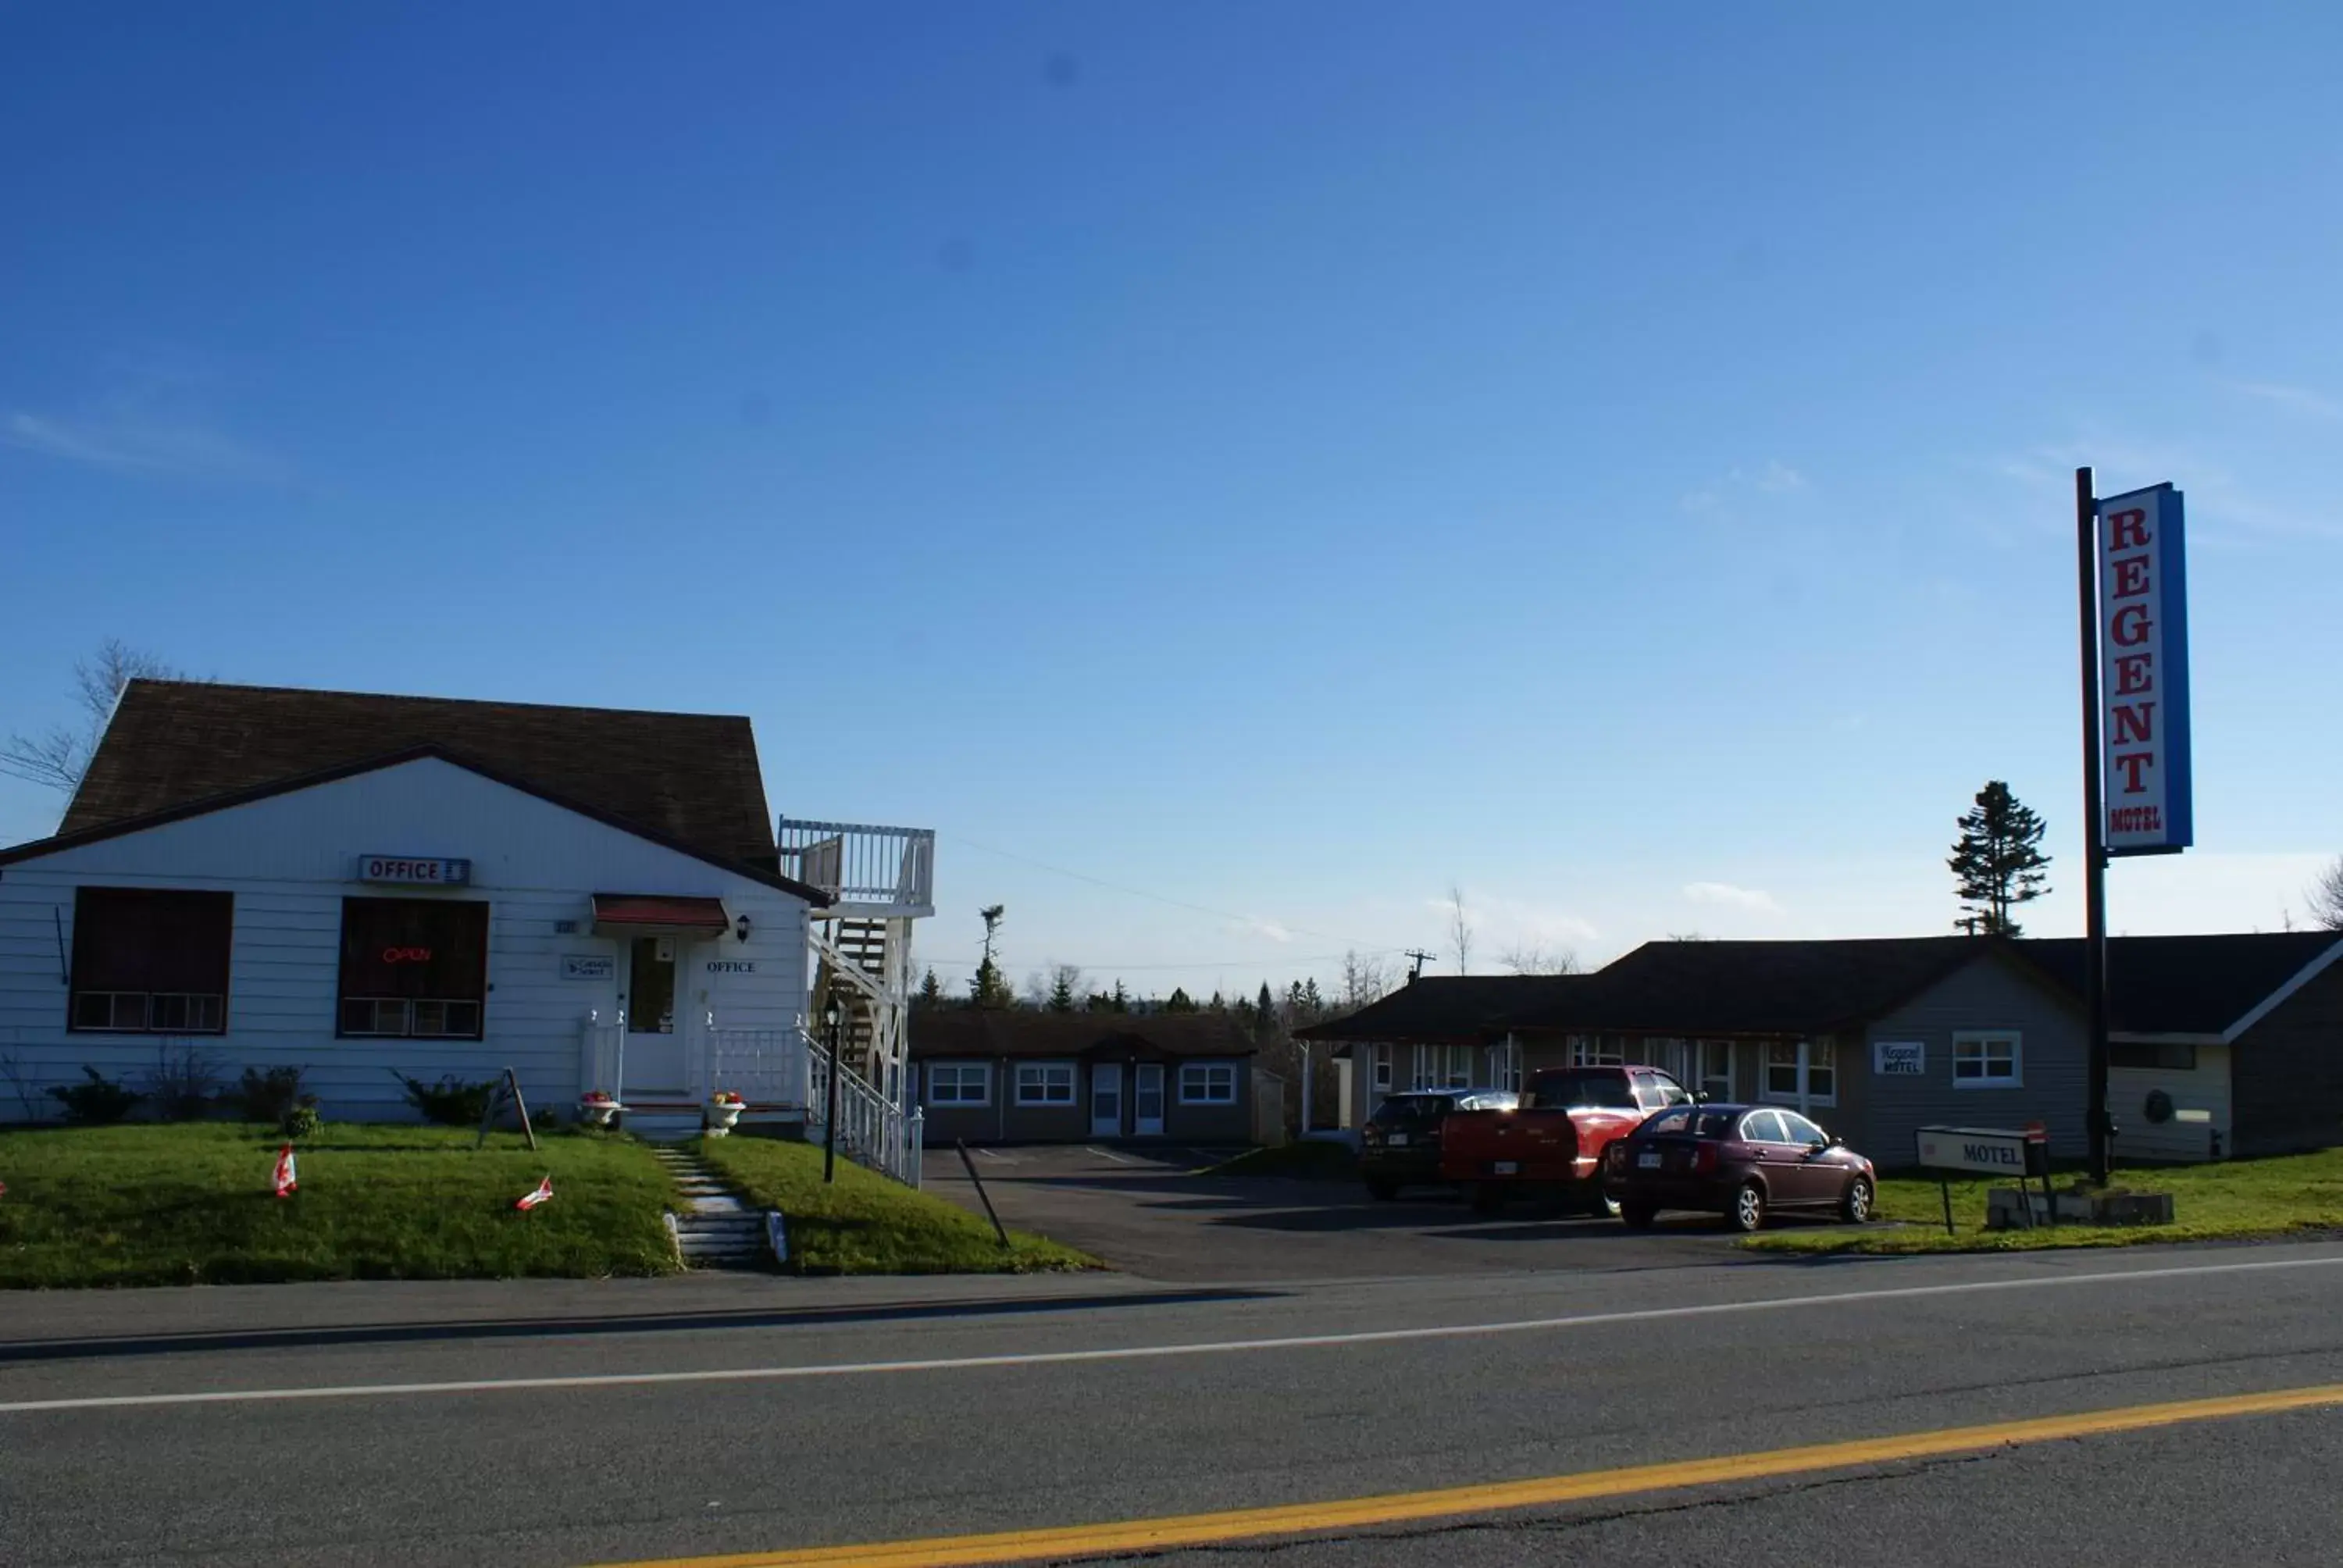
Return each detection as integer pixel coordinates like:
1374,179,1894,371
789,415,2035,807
2096,484,2193,854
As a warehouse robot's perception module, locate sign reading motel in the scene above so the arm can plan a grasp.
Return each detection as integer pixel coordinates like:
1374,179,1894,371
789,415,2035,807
1916,1124,2045,1178
2095,483,2194,854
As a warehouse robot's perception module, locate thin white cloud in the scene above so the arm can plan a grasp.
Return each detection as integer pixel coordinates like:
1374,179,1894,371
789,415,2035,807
1754,458,1806,494
2,408,289,485
1681,459,1808,513
1234,915,1295,944
2227,380,2343,422
1684,881,1785,915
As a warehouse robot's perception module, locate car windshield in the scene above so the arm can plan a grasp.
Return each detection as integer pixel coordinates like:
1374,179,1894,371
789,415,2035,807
1637,1107,1739,1140
1370,1095,1453,1129
1525,1071,1637,1110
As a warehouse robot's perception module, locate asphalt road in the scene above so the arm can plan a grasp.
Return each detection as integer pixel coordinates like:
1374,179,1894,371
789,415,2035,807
920,1143,1756,1280
9,1242,2343,1565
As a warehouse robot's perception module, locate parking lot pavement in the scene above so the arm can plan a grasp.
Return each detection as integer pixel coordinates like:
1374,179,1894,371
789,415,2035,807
921,1143,1760,1282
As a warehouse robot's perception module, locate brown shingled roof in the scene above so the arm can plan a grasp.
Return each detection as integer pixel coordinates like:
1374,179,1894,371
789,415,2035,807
60,679,779,870
908,1009,1258,1060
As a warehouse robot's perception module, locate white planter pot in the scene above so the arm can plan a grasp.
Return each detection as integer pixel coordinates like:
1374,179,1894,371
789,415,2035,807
707,1102,744,1136
579,1101,620,1128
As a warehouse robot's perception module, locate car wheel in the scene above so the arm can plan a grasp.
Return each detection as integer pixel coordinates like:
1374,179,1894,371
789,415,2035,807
1589,1185,1623,1220
1468,1183,1506,1216
1840,1175,1874,1224
1621,1203,1657,1230
1727,1181,1767,1234
1364,1177,1400,1202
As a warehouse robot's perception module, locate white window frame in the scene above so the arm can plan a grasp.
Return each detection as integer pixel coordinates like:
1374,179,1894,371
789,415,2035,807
1760,1040,1836,1109
1179,1061,1237,1105
1569,1035,1624,1067
1444,1044,1474,1089
1698,1039,1735,1103
1952,1032,2023,1089
1370,1043,1393,1092
1015,1061,1076,1106
926,1061,991,1107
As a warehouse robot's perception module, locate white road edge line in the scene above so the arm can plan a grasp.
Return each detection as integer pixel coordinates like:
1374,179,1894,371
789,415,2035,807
7,1253,2341,1417
1088,1146,1135,1165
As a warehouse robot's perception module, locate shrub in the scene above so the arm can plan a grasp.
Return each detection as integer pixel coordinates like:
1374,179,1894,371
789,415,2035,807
143,1043,223,1121
49,1067,145,1124
280,1103,323,1141
235,1065,309,1123
396,1072,495,1127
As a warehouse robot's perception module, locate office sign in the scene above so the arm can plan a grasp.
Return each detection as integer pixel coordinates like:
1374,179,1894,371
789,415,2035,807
705,959,755,975
2095,484,2193,854
1916,1124,2044,1176
357,854,472,886
1874,1040,1925,1076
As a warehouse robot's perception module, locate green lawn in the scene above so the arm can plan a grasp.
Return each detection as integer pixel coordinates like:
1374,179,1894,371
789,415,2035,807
1747,1147,2343,1255
1199,1141,1359,1179
0,1122,682,1288
697,1134,1096,1274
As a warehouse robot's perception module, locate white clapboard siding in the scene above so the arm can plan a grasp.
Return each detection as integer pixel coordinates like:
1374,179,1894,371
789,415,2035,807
0,755,809,1121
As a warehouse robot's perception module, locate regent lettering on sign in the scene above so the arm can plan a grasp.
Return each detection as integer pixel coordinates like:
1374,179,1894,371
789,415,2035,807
357,854,473,886
2095,484,2194,855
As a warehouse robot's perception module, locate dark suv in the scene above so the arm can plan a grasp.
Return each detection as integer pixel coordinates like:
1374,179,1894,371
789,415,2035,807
1359,1088,1519,1200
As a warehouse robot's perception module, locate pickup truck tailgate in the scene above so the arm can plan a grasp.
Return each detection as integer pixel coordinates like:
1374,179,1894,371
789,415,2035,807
1440,1110,1579,1181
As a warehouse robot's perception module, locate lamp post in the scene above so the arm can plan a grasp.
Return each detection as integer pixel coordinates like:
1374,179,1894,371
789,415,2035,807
822,994,843,1185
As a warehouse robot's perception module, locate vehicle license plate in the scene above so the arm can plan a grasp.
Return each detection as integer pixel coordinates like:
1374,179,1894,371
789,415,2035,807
1491,1160,1517,1175
1638,1150,1662,1169
1385,1133,1408,1146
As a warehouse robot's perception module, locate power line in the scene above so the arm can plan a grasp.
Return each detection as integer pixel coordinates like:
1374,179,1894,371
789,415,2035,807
941,832,1403,956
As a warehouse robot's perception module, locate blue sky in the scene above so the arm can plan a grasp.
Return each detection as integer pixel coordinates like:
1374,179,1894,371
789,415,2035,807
4,3,2339,1000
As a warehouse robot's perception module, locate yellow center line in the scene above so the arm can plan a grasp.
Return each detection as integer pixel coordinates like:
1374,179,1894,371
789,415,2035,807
602,1381,2343,1568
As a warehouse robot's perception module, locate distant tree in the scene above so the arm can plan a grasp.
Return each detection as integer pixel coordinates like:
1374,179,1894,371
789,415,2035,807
1949,781,2053,936
1047,965,1081,1013
2,638,192,793
969,904,1015,1008
2311,856,2343,932
1446,883,1475,975
915,968,945,1008
1338,950,1391,1010
1255,982,1275,1028
1086,980,1131,1014
1164,986,1198,1013
1207,990,1227,1013
1500,942,1580,975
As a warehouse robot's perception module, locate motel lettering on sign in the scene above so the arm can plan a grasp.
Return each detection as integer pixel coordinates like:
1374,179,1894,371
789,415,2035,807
2094,484,2194,854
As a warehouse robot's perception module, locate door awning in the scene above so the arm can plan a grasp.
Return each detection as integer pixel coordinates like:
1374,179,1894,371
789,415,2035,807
591,894,731,939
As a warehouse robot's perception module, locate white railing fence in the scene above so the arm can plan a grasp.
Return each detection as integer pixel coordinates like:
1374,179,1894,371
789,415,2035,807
806,1032,923,1188
707,1027,808,1110
777,818,936,912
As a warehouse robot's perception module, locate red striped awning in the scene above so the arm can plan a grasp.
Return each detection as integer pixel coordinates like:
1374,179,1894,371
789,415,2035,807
590,894,731,936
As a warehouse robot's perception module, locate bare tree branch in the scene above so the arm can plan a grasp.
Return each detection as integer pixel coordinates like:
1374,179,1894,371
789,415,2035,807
1499,941,1581,975
1447,882,1474,977
2311,855,2343,932
3,638,187,793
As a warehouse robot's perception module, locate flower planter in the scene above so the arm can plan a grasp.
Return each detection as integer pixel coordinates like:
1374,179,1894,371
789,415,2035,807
706,1099,745,1136
578,1099,621,1128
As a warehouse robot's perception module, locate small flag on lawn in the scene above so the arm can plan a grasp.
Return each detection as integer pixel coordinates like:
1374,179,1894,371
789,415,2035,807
273,1144,298,1199
515,1174,554,1211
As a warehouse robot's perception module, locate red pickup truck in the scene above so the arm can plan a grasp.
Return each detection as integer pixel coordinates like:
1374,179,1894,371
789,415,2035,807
1439,1064,1694,1215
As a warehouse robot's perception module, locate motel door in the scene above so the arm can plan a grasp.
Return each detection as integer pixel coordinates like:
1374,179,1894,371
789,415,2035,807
1091,1063,1124,1139
1133,1063,1166,1137
624,936,690,1093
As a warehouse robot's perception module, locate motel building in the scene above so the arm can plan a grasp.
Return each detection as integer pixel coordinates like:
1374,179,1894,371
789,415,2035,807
0,681,932,1174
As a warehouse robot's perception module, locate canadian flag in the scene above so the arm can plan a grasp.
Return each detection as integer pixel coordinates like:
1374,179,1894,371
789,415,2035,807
515,1174,554,1211
273,1144,298,1199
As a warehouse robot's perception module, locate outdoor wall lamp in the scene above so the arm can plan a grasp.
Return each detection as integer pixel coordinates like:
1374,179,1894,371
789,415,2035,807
735,913,753,943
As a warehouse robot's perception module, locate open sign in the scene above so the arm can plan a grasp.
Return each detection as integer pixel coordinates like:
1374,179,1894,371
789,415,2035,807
382,946,433,964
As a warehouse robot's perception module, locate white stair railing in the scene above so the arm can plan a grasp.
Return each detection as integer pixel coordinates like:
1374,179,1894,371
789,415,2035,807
805,1030,924,1188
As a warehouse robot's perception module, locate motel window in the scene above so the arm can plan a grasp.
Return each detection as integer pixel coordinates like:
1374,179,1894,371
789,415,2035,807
1953,1032,2022,1088
1568,1035,1624,1067
337,897,489,1039
1179,1062,1237,1105
1762,1041,1836,1107
1699,1040,1735,1103
68,887,234,1034
1370,1043,1393,1093
1015,1062,1075,1106
925,1062,990,1107
2110,1042,2197,1072
1445,1044,1474,1089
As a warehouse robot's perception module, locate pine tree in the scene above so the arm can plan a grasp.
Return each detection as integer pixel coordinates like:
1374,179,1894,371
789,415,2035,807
1164,986,1198,1013
1949,781,2053,936
1110,979,1131,1013
915,968,944,1008
1047,972,1077,1012
969,903,1015,1008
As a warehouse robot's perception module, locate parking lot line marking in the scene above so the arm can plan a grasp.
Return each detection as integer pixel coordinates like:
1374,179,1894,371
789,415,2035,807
599,1380,2343,1566
5,1252,2339,1417
1086,1146,1133,1164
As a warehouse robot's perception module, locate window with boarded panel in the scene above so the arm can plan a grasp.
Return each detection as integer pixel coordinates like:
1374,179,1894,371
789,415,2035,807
69,887,234,1033
337,897,490,1039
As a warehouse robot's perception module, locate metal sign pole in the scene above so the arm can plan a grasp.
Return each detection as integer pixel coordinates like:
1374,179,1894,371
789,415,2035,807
2075,465,2113,1187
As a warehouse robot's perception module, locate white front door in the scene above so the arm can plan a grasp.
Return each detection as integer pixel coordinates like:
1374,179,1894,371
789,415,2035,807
623,935,689,1094
1133,1063,1165,1136
1090,1062,1123,1139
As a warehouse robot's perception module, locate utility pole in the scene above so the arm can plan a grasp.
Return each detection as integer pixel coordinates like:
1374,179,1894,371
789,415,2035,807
2076,466,2112,1186
1403,950,1435,984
